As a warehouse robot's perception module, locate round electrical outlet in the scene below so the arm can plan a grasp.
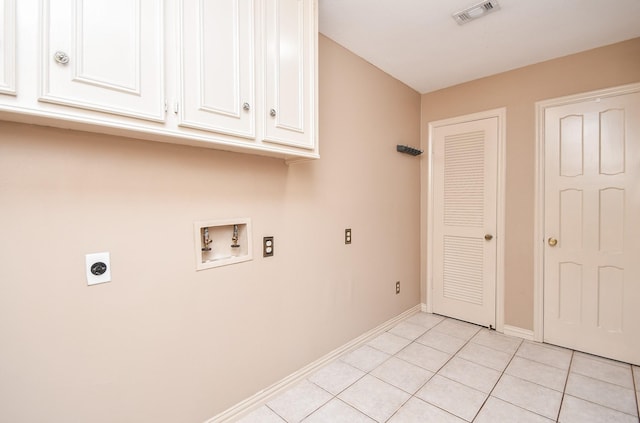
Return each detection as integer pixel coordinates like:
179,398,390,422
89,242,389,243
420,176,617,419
90,262,108,276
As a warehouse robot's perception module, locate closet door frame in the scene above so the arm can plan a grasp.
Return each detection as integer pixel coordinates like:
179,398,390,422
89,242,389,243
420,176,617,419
426,107,506,333
533,82,640,344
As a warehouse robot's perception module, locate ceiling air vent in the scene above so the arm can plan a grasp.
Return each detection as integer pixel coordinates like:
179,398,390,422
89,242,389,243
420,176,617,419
453,0,500,25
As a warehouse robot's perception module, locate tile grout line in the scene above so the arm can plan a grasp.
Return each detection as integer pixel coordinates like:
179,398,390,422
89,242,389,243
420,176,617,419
339,325,568,422
468,337,572,422
562,358,639,418
462,330,523,356
382,389,414,422
357,316,476,422
253,314,638,423
336,397,377,423
301,381,335,423
382,316,458,422
570,367,637,391
304,364,368,421
469,336,523,422
496,359,568,393
385,318,533,422
264,403,288,423
573,350,633,368
511,347,571,372
634,366,640,419
299,314,636,422
555,350,575,422
306,316,447,422
396,319,484,422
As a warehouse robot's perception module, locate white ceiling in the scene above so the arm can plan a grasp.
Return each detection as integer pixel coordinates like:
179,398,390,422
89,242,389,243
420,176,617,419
319,0,640,94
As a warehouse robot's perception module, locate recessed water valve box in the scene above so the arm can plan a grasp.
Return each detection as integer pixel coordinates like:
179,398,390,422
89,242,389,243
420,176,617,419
194,218,252,270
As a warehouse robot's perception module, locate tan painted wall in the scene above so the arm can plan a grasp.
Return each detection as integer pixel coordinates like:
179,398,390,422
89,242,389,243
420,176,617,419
420,37,640,330
0,35,421,423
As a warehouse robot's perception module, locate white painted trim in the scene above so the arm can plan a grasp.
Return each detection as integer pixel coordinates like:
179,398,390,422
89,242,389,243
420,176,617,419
503,325,534,341
425,122,435,313
426,108,506,332
206,304,422,423
495,109,507,333
533,96,546,343
421,303,428,312
0,0,16,95
533,82,640,344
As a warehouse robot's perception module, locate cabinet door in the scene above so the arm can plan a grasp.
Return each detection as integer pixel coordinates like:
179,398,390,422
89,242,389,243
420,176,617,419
0,0,16,95
179,0,255,138
264,0,315,149
41,0,164,121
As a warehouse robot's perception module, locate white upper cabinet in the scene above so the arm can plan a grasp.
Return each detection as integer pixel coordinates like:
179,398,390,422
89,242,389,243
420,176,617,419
179,0,255,138
0,0,16,95
263,0,315,150
41,0,165,121
0,0,317,160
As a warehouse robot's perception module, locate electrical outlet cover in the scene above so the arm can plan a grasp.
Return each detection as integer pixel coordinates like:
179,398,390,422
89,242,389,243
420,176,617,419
86,252,111,285
263,236,274,257
345,228,352,244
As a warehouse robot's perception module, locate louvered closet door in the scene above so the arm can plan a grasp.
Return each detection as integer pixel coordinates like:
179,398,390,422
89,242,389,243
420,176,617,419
432,117,498,328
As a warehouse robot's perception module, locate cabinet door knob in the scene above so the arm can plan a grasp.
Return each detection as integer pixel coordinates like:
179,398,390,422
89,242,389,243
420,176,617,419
270,109,277,117
243,103,250,111
484,234,493,241
54,51,70,65
548,238,558,247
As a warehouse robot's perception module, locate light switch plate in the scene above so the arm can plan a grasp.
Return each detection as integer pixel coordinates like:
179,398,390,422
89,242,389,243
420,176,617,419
86,252,111,285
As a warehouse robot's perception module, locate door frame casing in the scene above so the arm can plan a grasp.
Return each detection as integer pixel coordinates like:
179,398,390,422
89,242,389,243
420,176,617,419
425,108,506,332
533,82,640,343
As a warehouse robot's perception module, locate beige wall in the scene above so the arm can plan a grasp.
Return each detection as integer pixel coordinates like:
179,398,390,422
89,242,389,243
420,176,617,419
0,35,421,423
420,37,640,330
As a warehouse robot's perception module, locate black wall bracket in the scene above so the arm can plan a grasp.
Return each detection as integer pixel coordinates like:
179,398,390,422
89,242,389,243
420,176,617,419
396,144,423,156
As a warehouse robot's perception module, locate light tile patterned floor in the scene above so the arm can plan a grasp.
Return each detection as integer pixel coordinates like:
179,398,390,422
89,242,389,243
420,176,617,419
237,313,640,423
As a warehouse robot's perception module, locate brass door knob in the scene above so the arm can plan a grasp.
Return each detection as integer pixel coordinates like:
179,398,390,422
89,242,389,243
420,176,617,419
548,238,558,247
484,234,493,241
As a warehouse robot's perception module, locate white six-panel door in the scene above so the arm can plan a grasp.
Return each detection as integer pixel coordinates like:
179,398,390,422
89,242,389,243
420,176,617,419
432,117,498,328
543,89,640,365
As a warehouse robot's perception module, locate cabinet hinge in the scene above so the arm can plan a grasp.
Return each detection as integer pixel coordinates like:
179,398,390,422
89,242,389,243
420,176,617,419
174,102,179,115
164,101,168,113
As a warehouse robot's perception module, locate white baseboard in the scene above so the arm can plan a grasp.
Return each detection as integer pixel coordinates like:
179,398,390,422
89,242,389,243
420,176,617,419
207,304,423,423
503,324,534,341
